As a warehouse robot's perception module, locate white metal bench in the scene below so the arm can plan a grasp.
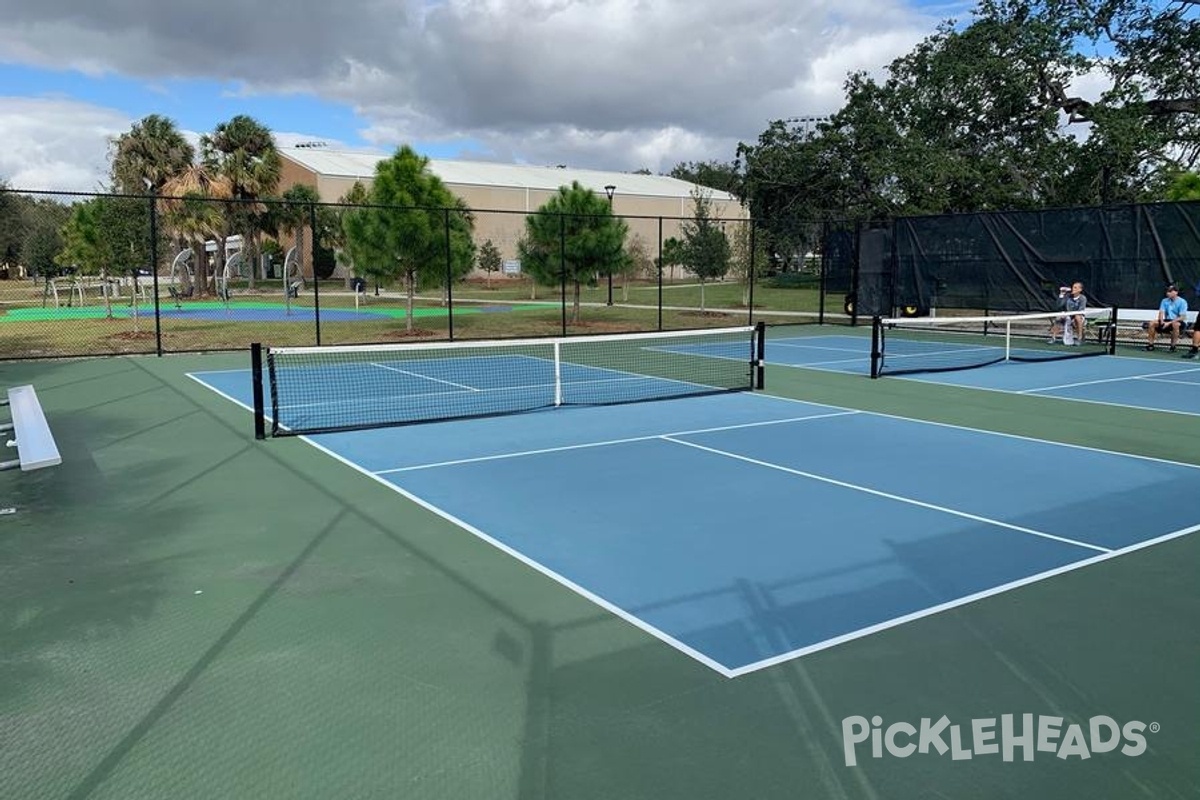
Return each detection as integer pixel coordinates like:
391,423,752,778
1095,308,1197,344
1,385,62,471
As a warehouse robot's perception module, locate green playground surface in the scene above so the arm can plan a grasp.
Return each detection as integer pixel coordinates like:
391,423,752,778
0,300,552,322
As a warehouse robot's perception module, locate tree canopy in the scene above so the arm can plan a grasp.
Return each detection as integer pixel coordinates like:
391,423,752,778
517,181,628,324
679,190,731,312
110,114,194,195
476,239,503,287
669,161,740,194
1166,171,1200,200
736,0,1200,235
341,147,475,331
57,196,154,318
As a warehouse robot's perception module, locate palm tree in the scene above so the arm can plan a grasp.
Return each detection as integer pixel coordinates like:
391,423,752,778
276,184,322,287
201,116,281,289
160,166,233,297
110,114,195,195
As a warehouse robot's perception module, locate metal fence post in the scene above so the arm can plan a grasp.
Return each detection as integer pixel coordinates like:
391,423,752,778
149,191,163,356
445,208,454,341
310,202,321,346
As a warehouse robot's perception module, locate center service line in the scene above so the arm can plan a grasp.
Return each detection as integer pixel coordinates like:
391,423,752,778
660,436,1112,554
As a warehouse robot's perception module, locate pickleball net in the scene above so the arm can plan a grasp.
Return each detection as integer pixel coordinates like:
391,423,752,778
252,323,765,436
870,308,1117,378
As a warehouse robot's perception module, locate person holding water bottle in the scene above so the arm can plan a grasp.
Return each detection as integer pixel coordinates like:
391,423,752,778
1049,281,1086,345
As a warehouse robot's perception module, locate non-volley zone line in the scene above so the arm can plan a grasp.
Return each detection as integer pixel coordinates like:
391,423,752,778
1015,364,1200,395
886,358,1200,417
374,410,862,474
377,408,1108,555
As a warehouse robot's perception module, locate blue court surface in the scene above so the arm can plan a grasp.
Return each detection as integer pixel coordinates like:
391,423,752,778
770,331,1200,416
192,367,1200,677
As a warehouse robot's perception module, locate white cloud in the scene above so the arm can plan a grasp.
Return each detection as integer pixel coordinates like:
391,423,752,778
0,97,130,191
0,0,947,186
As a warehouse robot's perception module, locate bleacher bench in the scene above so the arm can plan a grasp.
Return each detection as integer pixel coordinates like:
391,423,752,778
1095,308,1197,344
1,385,62,472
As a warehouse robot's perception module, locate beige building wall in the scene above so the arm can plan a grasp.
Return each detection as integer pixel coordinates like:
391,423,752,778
277,151,750,277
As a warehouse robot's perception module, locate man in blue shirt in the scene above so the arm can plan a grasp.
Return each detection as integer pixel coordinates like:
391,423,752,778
1146,284,1188,352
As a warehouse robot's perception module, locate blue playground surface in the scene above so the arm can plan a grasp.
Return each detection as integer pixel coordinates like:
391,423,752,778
768,331,1200,416
9,301,519,323
192,363,1200,677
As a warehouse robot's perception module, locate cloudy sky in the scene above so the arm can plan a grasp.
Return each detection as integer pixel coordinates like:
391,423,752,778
0,0,975,192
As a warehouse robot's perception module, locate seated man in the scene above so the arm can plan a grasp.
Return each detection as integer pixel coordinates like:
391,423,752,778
1185,321,1200,359
1049,281,1086,345
1146,284,1188,352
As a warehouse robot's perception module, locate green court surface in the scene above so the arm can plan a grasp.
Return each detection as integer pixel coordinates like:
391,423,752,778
2,331,1197,800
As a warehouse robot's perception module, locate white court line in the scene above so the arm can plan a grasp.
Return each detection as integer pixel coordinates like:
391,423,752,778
769,341,865,354
748,390,1200,470
891,373,1200,418
1139,376,1200,387
774,355,868,369
187,370,1200,676
729,520,1200,677
186,372,258,414
661,436,1111,554
372,361,480,391
509,352,734,395
299,433,741,679
375,411,861,474
1015,365,1200,394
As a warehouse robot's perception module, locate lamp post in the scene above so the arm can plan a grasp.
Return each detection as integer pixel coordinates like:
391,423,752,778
604,184,616,306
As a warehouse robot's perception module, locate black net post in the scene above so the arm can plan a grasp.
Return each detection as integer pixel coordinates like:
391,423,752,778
870,315,882,379
754,321,766,389
251,343,266,439
1107,306,1119,354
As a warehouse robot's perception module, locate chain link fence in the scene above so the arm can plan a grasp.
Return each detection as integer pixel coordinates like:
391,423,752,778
0,189,842,360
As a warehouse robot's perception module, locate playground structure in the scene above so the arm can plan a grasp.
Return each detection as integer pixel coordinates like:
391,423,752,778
35,236,320,315
42,271,151,309
169,237,248,309
283,246,304,315
167,248,196,308
215,251,246,302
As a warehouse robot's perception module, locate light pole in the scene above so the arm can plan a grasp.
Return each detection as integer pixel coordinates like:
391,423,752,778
604,184,616,306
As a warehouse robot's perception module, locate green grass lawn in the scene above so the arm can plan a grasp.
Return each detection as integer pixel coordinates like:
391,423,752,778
0,276,829,358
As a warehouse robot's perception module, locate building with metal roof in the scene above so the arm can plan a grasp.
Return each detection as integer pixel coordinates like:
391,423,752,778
278,147,748,270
